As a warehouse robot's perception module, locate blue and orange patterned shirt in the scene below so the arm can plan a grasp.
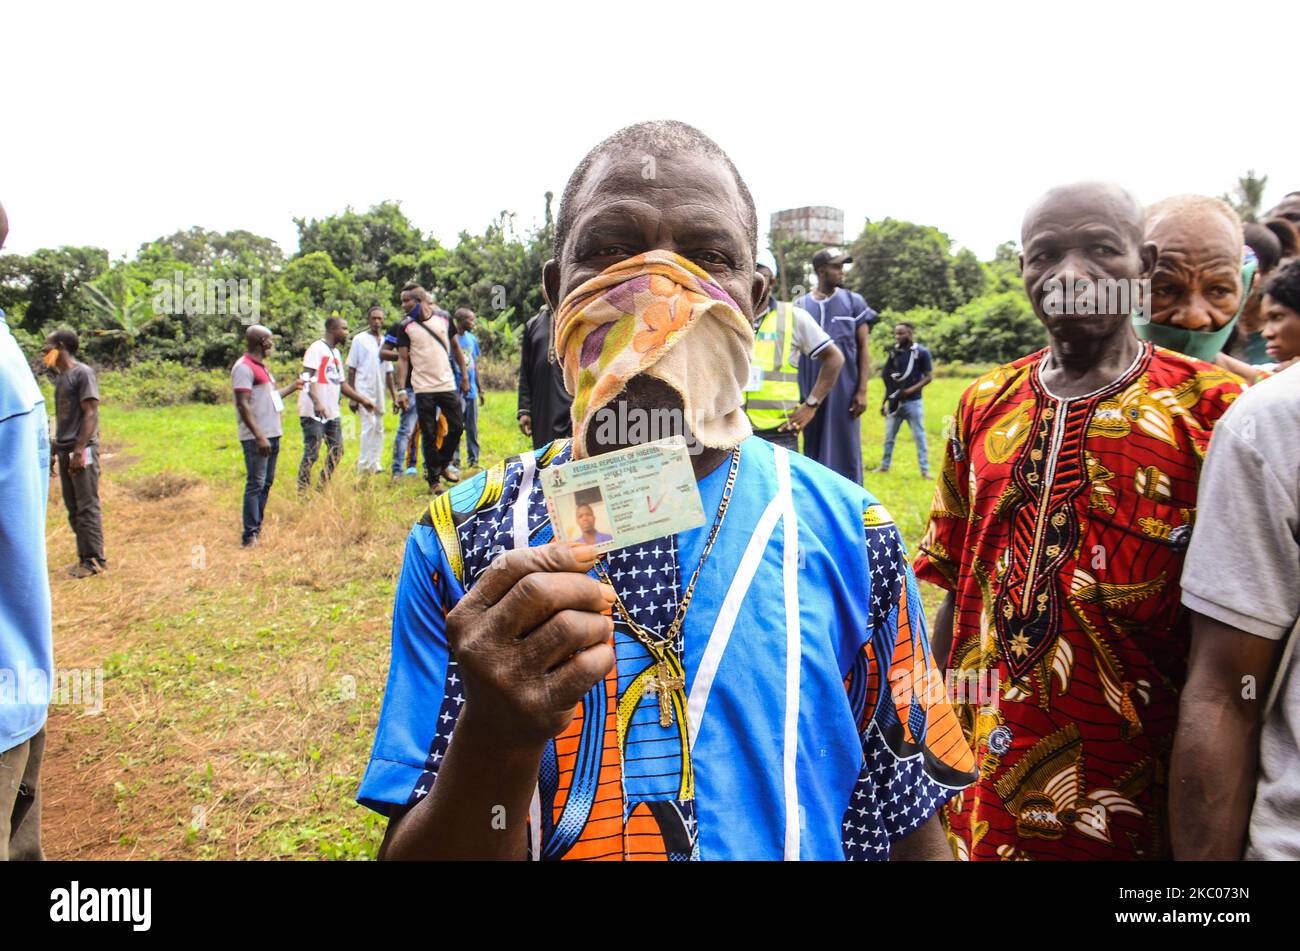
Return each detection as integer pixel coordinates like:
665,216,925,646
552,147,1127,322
358,435,976,859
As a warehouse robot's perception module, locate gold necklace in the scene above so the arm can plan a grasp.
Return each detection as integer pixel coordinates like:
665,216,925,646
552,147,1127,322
595,446,741,727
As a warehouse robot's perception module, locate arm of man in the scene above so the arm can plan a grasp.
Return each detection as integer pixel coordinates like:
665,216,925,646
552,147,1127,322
850,321,871,417
517,324,534,436
68,398,98,472
397,347,411,408
385,361,397,405
1169,396,1299,860
234,390,267,448
782,310,844,432
346,366,360,412
376,542,616,860
1170,615,1279,860
340,378,374,410
451,334,469,394
931,590,957,668
890,814,952,861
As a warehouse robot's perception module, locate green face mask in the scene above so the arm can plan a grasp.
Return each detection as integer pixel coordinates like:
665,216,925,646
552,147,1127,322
1135,259,1258,361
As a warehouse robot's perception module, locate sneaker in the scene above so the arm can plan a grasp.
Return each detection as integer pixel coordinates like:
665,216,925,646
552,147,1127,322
443,466,461,483
66,562,102,579
241,534,260,548
869,466,890,474
404,466,419,477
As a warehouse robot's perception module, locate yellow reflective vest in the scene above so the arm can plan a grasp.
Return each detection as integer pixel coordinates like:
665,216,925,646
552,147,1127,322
745,303,802,431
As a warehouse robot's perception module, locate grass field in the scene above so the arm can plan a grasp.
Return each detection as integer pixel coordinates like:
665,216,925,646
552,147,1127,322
41,373,971,859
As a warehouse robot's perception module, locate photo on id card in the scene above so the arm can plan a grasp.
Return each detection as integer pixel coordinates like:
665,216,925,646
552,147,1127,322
540,436,706,554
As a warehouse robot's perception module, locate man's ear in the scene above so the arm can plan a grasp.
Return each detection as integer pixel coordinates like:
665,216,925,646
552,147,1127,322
749,270,765,316
542,259,561,312
1138,240,1159,279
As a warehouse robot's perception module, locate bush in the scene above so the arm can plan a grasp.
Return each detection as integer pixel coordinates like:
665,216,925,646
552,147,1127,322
99,360,228,408
872,292,1045,366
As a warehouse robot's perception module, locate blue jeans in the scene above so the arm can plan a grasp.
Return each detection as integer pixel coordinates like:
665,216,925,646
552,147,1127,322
241,436,280,541
881,398,929,475
456,395,480,468
298,417,342,490
391,389,418,475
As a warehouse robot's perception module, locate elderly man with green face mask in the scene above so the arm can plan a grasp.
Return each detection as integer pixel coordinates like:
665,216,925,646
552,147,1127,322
357,120,976,862
1137,195,1258,368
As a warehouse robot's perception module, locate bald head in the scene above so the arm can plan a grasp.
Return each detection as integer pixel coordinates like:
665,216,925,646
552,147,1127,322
1022,182,1145,247
1019,182,1156,342
1146,195,1242,253
245,324,273,356
1145,195,1246,332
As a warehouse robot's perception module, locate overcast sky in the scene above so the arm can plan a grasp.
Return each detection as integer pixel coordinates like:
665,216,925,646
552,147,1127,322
4,1,1296,262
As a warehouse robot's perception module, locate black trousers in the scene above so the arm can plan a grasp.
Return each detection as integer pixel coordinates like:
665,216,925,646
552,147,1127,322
415,391,464,484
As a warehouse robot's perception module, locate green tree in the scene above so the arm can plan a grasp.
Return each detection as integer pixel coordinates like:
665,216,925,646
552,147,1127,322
293,201,430,289
845,218,961,312
0,246,110,332
1221,170,1268,224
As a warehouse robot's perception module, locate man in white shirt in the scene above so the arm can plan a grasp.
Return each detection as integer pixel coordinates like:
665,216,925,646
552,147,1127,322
347,306,396,474
297,316,374,490
744,262,844,451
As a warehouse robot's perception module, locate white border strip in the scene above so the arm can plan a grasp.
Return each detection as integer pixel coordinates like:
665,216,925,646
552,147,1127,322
686,489,783,751
775,447,801,861
512,451,541,860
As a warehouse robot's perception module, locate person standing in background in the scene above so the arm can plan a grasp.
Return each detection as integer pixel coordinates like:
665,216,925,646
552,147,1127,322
347,305,395,474
794,249,876,485
452,308,484,470
873,322,933,478
389,284,467,491
744,261,843,450
0,199,54,860
297,316,374,491
232,324,302,547
41,328,106,578
516,305,573,450
1170,363,1300,859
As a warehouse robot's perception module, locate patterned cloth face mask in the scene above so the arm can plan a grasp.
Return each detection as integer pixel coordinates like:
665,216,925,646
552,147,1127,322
553,251,756,458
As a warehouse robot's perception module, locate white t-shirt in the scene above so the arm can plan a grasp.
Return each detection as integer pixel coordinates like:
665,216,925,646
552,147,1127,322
298,339,344,420
755,303,833,367
345,330,392,410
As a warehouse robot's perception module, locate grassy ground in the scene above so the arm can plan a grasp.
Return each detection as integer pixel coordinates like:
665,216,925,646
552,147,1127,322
42,375,970,859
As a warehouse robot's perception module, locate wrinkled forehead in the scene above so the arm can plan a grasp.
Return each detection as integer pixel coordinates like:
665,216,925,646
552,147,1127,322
1022,185,1143,245
1147,210,1240,263
566,150,749,253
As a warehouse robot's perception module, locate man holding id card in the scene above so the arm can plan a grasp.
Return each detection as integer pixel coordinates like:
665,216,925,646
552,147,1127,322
358,121,976,861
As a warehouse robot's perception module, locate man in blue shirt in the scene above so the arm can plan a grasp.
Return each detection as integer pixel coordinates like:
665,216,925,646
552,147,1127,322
452,308,484,470
0,200,54,860
873,322,933,478
794,249,876,484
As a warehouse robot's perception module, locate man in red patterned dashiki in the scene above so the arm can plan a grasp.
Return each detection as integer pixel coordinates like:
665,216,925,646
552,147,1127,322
914,182,1244,861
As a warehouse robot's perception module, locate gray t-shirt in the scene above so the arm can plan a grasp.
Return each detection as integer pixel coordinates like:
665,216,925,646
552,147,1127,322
53,361,100,451
231,354,283,441
1180,362,1300,860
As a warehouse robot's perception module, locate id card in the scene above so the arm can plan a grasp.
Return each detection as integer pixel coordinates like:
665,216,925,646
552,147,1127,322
540,436,705,554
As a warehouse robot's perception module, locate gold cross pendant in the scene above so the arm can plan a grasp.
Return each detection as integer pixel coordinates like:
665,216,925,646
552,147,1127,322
645,660,686,728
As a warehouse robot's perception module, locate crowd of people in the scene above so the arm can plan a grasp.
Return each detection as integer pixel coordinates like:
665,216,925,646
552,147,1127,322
2,120,1300,861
